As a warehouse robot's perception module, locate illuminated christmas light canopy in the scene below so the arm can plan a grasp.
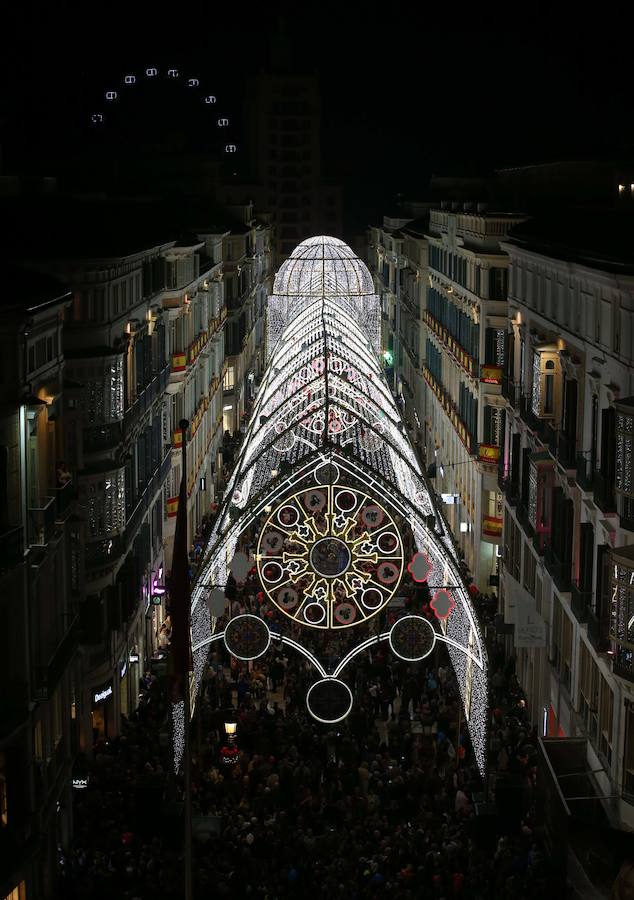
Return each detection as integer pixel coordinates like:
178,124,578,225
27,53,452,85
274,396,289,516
177,236,489,779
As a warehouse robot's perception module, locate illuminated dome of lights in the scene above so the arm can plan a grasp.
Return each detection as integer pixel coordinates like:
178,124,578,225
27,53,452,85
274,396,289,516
273,236,375,297
177,236,488,782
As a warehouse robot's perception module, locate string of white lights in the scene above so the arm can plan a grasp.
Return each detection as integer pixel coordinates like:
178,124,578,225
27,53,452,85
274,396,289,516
176,236,488,778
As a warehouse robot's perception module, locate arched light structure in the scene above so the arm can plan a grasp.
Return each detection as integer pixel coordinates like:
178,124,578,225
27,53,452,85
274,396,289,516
176,237,488,777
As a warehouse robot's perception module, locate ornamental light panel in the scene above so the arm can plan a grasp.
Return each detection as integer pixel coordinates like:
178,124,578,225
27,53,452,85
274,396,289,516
177,237,489,779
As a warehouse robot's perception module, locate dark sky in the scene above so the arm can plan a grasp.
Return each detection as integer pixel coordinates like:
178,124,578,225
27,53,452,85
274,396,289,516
2,3,632,220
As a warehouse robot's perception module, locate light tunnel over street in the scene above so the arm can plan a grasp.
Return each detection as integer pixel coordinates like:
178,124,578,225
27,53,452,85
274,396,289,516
181,236,488,776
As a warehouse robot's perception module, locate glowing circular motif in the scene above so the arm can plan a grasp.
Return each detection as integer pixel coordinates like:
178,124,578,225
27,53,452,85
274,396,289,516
315,461,341,485
306,678,353,724
334,602,356,624
277,505,299,527
256,484,404,629
310,538,351,577
360,588,383,610
224,615,271,660
261,561,283,584
303,489,326,512
304,602,326,624
335,490,356,512
277,587,298,610
361,505,384,529
262,530,284,553
376,562,400,585
388,616,436,661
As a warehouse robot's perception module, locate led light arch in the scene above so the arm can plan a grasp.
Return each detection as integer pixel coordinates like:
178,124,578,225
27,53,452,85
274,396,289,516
176,237,489,779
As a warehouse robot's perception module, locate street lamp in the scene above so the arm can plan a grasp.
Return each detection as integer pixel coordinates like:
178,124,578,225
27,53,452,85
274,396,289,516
224,721,237,738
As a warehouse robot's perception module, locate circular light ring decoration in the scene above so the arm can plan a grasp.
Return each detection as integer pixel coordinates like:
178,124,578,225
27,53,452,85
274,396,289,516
272,420,296,452
360,587,383,610
334,489,357,512
315,461,341,485
88,67,237,150
306,678,353,724
277,505,299,528
277,587,299,610
304,601,326,625
261,561,284,584
302,489,326,512
389,615,437,661
255,483,404,629
224,614,271,661
261,530,285,553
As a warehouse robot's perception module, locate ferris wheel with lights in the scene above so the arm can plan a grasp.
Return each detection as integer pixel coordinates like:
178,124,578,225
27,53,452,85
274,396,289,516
86,64,240,160
182,236,489,777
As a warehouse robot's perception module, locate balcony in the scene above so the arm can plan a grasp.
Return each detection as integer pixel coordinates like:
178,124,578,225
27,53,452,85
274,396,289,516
54,481,75,519
516,499,535,538
544,545,571,592
501,375,520,408
32,612,80,701
594,471,616,514
423,310,478,379
576,453,595,492
613,648,634,683
570,581,591,624
28,496,57,546
422,366,475,454
587,606,610,653
0,524,24,572
557,431,577,470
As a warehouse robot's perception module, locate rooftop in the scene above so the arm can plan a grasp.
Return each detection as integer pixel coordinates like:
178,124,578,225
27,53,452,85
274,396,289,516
4,264,72,314
505,210,634,273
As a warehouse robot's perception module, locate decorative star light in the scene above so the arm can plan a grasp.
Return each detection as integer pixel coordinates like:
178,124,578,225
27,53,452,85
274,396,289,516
407,552,433,583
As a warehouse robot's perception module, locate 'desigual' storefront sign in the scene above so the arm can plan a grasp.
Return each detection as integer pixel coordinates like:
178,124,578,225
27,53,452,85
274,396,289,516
92,682,113,706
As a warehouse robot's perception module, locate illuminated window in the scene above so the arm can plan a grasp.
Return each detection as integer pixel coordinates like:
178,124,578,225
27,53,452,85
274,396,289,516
223,366,235,391
4,883,26,900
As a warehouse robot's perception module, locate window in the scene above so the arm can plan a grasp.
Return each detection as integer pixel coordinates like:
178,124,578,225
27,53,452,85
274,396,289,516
578,641,599,744
223,366,235,391
599,675,614,764
523,544,536,596
0,752,7,826
623,702,634,800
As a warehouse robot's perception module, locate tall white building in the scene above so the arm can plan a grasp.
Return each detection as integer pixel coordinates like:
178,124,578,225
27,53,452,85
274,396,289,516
499,212,634,828
370,205,525,590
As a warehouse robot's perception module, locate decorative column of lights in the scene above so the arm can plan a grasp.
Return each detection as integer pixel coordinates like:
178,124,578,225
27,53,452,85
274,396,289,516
610,544,634,681
182,237,488,779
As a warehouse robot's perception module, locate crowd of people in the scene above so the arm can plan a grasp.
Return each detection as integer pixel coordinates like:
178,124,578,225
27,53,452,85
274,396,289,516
56,580,553,899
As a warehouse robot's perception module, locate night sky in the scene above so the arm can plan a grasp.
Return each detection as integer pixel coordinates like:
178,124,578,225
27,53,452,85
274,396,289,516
3,4,632,223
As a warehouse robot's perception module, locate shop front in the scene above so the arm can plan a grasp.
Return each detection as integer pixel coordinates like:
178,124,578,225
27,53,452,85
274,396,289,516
91,681,114,741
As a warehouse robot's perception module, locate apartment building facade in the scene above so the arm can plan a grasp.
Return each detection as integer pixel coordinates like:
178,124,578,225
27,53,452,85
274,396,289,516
498,215,634,828
159,235,226,569
0,268,78,900
368,214,428,442
222,207,273,435
371,205,525,590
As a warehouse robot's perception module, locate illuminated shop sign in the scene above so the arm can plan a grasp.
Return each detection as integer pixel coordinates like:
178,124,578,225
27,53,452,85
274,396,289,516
93,683,113,705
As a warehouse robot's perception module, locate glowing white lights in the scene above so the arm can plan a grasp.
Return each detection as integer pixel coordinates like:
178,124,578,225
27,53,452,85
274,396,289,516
306,678,353,724
178,235,489,779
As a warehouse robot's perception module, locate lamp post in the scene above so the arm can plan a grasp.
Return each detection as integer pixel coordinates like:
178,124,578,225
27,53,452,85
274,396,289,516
221,720,239,765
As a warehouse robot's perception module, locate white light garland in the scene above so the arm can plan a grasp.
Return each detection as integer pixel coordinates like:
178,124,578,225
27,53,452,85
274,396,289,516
178,235,489,779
